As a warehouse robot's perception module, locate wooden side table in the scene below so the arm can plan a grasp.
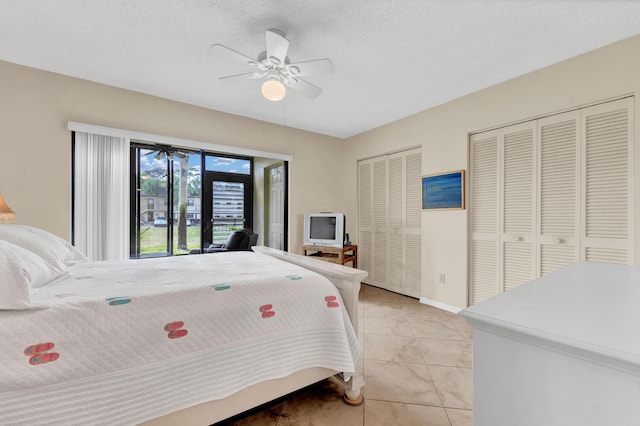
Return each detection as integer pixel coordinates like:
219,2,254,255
302,245,357,268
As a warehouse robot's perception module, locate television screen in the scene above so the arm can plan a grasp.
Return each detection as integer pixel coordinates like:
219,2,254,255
309,216,336,239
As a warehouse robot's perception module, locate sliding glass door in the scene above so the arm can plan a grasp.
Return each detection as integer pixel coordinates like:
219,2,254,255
130,147,256,257
130,144,201,257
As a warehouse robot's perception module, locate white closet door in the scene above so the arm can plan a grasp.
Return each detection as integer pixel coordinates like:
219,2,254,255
501,123,536,291
358,148,422,297
358,160,373,284
581,98,633,264
372,157,389,289
404,148,422,298
537,111,580,276
470,97,634,307
470,131,500,304
386,153,404,293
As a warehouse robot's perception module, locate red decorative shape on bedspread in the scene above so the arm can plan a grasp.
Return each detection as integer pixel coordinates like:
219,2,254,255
164,321,188,339
325,295,340,308
259,304,275,318
29,352,60,365
259,304,273,312
23,342,60,366
55,293,78,298
168,329,188,339
164,321,184,332
24,342,55,356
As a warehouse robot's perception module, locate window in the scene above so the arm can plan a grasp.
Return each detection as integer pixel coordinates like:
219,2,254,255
71,122,289,259
205,156,251,174
130,144,255,257
202,153,253,246
130,143,202,257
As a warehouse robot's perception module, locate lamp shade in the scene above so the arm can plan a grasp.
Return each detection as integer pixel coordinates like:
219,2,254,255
261,79,286,102
0,193,16,223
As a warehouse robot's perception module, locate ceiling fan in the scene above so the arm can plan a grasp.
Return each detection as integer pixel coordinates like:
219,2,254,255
145,145,189,162
212,29,333,101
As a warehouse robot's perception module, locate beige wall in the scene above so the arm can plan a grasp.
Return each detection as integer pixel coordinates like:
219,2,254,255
343,34,640,309
0,60,344,255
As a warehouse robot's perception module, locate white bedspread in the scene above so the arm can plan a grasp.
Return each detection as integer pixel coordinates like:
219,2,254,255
0,251,359,425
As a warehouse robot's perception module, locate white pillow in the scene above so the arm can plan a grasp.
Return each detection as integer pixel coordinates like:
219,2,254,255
0,241,67,309
0,224,87,269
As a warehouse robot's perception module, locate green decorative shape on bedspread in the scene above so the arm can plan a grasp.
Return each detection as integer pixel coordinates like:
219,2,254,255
106,297,132,306
212,284,231,291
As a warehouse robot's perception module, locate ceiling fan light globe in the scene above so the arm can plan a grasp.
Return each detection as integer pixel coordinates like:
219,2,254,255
261,79,286,101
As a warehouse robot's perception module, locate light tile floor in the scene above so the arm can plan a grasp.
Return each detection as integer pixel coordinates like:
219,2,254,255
216,284,473,426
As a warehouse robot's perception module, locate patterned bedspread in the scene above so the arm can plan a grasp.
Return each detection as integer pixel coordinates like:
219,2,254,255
0,251,359,425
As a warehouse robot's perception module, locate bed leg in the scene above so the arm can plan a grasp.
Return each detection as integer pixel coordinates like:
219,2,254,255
343,391,364,406
340,373,364,406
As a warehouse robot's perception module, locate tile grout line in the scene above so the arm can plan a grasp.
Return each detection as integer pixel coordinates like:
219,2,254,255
360,285,473,424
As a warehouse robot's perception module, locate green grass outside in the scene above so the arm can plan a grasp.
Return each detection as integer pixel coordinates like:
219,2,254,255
139,226,239,255
140,225,201,255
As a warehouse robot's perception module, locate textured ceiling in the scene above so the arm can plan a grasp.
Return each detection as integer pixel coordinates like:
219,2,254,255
1,1,640,138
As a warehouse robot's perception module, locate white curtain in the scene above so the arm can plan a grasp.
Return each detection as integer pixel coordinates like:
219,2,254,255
74,132,130,261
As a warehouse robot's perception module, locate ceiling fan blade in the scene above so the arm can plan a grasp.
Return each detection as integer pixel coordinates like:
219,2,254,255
289,78,323,99
288,58,334,77
219,72,264,82
265,29,289,65
211,43,259,68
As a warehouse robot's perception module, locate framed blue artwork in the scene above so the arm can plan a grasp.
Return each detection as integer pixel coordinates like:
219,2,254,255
422,170,465,210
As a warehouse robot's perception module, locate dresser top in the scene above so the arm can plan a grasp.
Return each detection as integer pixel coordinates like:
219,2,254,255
461,262,640,369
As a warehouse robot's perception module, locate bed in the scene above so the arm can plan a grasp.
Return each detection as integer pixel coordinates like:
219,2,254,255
0,225,366,426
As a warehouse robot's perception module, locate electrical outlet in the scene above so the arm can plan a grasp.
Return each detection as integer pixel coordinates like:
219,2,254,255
439,273,446,284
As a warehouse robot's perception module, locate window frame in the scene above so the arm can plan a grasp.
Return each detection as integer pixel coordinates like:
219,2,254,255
129,142,256,258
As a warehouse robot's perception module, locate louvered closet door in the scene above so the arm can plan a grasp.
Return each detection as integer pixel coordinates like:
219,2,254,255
404,148,422,298
501,123,536,291
581,98,633,264
358,160,373,284
386,153,405,293
470,131,500,304
358,149,423,297
372,157,389,289
537,112,579,276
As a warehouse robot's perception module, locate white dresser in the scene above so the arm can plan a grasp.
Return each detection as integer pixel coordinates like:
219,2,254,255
460,262,640,426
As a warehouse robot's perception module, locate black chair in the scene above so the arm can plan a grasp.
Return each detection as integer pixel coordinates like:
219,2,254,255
206,228,258,253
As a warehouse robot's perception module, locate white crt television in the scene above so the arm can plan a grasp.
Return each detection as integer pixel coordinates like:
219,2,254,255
303,213,345,248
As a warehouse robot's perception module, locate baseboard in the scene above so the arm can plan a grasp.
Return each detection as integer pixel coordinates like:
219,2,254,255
419,297,463,314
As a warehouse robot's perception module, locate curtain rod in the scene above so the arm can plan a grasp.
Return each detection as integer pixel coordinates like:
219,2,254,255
67,121,294,162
